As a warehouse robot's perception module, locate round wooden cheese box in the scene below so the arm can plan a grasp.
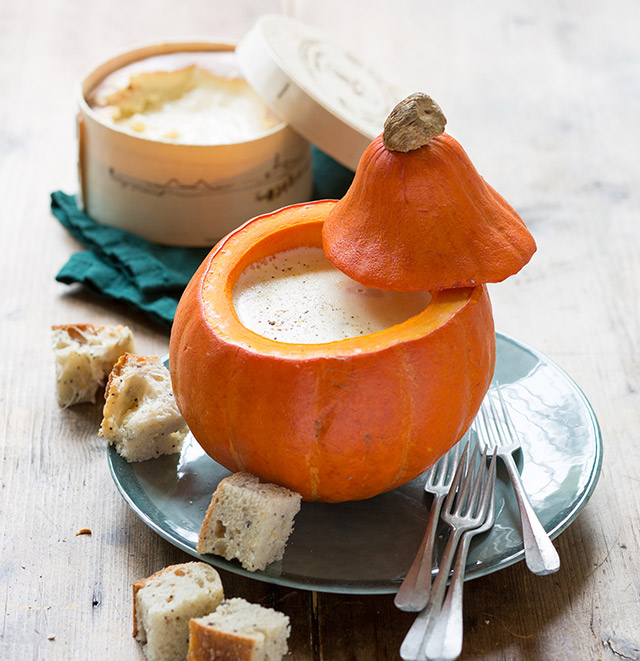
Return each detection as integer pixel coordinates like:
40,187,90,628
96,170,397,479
77,16,401,246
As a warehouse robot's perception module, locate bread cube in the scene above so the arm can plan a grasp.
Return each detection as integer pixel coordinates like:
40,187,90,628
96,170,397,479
197,472,301,572
100,353,188,461
52,323,134,407
133,562,224,661
187,598,290,661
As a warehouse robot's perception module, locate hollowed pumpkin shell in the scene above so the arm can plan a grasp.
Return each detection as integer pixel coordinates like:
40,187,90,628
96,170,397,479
170,200,496,502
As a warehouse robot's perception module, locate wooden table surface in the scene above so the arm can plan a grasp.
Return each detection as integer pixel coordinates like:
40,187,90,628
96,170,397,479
2,0,639,659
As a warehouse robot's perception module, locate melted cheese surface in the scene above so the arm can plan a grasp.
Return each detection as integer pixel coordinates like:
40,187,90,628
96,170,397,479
88,51,281,144
233,247,432,343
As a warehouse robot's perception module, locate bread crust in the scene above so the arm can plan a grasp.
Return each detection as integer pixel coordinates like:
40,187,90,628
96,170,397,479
187,598,290,661
197,472,301,571
103,352,148,402
132,562,224,658
131,575,150,639
187,621,259,661
51,323,134,407
100,353,188,462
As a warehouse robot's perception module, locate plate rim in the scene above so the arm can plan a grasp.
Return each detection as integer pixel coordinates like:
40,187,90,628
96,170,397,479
107,330,603,594
461,330,603,581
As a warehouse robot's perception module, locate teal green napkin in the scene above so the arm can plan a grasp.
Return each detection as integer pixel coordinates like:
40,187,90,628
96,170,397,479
53,148,354,327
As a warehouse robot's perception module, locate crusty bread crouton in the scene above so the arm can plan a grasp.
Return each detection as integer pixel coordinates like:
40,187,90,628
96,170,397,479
133,562,224,661
197,472,301,572
100,353,188,461
52,323,134,407
187,597,290,661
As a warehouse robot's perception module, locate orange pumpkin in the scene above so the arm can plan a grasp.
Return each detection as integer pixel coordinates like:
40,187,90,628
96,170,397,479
170,201,495,502
322,94,537,291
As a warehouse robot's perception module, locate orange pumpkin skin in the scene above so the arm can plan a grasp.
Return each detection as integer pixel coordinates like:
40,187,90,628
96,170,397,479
170,200,496,502
322,133,537,292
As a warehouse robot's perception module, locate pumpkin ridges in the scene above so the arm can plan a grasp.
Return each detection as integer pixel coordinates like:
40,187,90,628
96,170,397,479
171,262,238,473
310,360,346,501
390,345,419,488
224,346,250,472
398,296,479,477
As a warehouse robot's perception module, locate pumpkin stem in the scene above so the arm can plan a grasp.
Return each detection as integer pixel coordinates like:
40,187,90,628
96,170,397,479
382,93,447,152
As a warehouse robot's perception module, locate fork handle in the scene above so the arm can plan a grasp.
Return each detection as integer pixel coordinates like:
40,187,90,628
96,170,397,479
503,453,560,575
399,528,464,660
423,532,473,660
394,493,445,611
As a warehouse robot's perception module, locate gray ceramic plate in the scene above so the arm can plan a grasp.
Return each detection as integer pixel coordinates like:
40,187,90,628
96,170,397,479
108,332,602,594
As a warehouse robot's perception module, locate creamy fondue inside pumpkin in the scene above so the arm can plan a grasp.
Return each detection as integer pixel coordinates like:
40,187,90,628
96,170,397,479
233,247,432,343
88,51,281,144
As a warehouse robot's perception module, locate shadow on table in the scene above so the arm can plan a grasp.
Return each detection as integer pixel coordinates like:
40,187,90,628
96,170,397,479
308,513,601,661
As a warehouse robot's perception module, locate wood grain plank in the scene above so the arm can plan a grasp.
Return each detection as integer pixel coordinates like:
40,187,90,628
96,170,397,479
2,0,640,658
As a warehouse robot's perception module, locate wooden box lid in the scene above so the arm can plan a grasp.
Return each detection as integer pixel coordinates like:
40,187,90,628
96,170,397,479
237,15,401,170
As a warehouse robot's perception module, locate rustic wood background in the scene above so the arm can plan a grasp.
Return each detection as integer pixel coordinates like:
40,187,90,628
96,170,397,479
1,0,639,659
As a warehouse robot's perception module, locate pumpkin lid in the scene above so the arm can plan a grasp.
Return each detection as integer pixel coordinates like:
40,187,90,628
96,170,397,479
236,15,402,170
321,93,537,291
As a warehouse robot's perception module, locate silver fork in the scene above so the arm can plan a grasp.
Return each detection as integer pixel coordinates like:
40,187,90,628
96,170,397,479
476,385,560,575
395,442,463,612
400,443,494,661
424,451,497,660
